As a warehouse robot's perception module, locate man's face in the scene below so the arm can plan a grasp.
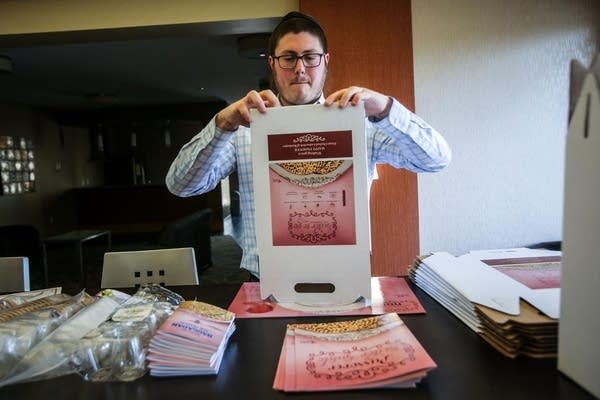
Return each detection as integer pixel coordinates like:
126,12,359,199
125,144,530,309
269,31,329,105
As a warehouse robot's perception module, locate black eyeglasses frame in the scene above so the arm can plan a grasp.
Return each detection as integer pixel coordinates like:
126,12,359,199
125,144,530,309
272,53,325,69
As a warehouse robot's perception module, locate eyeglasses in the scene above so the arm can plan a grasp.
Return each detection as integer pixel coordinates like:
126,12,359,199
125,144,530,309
272,53,324,69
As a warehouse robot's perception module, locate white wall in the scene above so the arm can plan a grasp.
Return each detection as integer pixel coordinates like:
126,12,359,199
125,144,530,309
412,0,599,255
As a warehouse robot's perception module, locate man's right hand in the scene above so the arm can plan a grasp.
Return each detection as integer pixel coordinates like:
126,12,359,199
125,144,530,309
215,89,280,131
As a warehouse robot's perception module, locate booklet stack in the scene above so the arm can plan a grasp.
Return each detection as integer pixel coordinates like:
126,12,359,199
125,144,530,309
273,313,436,392
147,300,236,376
408,248,560,358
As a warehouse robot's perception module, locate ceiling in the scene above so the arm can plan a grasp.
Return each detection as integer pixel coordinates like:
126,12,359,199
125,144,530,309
0,17,279,115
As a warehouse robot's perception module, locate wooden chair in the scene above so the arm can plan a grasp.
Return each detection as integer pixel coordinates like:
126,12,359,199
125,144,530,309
0,256,30,293
100,247,199,289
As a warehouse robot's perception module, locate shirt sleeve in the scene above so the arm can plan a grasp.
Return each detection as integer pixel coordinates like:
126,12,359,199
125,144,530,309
368,98,452,173
165,116,237,197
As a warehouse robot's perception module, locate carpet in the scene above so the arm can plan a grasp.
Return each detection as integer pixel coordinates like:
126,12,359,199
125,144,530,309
200,235,251,285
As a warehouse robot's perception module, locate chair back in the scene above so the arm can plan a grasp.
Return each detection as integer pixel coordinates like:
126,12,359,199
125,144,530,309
0,225,41,280
101,247,198,289
0,256,30,293
157,208,213,270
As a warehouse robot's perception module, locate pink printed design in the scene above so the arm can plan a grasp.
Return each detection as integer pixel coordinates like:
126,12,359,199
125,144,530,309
273,313,436,392
267,130,356,246
269,167,356,246
305,341,416,381
374,276,424,314
482,257,561,289
288,210,337,243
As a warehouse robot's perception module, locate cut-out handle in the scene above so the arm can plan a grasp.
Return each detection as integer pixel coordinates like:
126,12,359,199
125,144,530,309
294,282,335,293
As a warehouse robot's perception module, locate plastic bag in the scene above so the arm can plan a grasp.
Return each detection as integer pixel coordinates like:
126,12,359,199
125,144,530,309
0,291,92,380
73,284,183,382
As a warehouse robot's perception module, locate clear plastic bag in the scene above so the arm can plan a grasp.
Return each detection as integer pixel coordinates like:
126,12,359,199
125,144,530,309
0,294,122,387
0,287,62,311
0,284,183,387
0,291,92,380
72,284,183,382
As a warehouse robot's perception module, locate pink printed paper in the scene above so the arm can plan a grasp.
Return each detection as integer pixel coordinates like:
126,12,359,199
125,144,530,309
273,313,436,392
228,276,425,318
481,256,561,289
267,131,356,246
269,165,356,245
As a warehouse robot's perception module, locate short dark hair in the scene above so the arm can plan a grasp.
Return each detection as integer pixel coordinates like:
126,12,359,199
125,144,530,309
267,11,328,56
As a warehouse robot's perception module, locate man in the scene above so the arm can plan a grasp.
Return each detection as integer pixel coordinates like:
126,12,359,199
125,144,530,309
166,11,451,278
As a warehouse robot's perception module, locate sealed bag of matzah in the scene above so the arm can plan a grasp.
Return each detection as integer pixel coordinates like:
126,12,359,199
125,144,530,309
0,287,62,311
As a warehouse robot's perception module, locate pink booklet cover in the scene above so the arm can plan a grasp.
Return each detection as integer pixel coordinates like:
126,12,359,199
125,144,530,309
148,302,235,376
273,313,436,392
154,308,232,350
228,276,425,318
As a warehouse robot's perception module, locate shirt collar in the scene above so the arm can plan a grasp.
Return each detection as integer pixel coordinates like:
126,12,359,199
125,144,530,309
277,93,325,105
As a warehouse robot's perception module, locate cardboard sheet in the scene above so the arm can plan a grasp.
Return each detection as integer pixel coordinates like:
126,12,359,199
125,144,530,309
419,249,561,318
227,277,425,319
250,104,371,306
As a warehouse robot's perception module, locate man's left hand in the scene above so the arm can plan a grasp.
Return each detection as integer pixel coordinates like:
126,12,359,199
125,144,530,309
324,86,391,120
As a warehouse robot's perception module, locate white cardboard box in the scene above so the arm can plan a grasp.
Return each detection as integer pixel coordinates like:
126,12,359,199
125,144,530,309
558,55,600,399
251,104,371,306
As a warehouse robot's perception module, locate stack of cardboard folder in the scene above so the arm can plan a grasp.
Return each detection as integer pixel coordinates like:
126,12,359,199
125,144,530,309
408,248,561,358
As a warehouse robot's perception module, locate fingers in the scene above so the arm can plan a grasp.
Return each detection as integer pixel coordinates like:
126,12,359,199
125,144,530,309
260,90,281,109
245,89,281,112
217,89,279,130
324,87,389,118
324,86,369,108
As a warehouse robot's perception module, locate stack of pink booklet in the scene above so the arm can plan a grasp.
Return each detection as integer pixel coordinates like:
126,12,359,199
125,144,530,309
274,313,436,391
147,301,236,376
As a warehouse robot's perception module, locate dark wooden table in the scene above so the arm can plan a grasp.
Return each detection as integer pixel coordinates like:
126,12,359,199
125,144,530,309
0,282,594,400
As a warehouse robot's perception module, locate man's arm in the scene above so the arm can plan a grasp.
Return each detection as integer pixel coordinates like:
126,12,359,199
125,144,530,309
165,117,237,197
324,86,451,173
368,98,451,173
166,88,281,197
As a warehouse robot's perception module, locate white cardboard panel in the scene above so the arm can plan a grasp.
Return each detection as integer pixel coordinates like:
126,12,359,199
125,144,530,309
558,66,600,399
251,104,371,305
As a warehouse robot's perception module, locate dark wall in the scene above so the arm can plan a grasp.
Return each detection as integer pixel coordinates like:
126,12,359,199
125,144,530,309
0,101,226,237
